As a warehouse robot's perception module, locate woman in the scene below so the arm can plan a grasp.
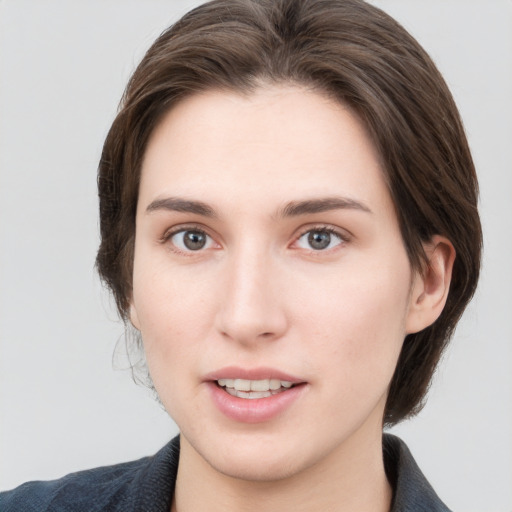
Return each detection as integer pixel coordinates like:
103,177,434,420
1,0,482,510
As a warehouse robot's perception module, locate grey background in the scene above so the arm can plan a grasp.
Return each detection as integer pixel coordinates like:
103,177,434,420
1,1,511,510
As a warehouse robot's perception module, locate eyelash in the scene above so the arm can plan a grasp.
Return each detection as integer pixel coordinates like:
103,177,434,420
160,225,216,255
160,224,349,255
294,225,349,252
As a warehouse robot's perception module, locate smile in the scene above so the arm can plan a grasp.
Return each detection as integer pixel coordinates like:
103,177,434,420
217,378,294,399
204,367,307,422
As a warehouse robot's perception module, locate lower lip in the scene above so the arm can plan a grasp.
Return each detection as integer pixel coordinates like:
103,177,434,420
206,382,307,424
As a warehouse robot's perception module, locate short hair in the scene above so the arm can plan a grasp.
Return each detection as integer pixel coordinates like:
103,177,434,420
96,0,482,426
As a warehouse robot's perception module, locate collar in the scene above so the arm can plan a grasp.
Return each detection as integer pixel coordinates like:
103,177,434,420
384,434,452,511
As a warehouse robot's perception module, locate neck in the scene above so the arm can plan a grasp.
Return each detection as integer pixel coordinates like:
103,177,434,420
171,423,392,512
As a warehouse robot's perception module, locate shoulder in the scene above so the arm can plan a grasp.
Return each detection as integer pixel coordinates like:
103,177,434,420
0,457,148,512
0,436,180,512
384,434,452,512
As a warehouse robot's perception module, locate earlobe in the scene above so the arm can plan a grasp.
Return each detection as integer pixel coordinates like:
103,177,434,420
405,235,456,334
129,302,141,331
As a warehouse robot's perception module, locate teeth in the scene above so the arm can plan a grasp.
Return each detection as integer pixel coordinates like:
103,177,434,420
235,379,251,391
217,378,294,392
225,388,274,399
250,379,269,391
224,388,283,399
269,379,281,390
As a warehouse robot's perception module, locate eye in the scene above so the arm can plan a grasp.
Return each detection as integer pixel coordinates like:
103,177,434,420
295,228,345,251
168,229,215,252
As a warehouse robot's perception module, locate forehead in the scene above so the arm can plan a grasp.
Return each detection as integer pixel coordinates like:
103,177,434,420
138,85,392,218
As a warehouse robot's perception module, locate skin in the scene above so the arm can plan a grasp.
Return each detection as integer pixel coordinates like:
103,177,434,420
130,85,454,512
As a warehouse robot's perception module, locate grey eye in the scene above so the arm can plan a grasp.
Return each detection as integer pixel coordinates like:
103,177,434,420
308,231,331,250
171,230,212,251
296,229,343,251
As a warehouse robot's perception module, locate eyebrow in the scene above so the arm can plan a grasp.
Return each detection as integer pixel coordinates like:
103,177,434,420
146,197,217,217
145,195,372,218
278,197,372,217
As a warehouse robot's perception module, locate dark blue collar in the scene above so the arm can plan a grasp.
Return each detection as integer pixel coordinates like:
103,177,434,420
384,434,451,511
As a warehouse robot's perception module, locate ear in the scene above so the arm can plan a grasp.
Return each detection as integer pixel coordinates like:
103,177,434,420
405,235,456,334
129,301,141,331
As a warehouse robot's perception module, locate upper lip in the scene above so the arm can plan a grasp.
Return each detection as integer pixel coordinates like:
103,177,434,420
203,366,304,383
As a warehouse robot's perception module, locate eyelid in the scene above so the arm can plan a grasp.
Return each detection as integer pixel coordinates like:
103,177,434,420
291,224,352,251
160,221,211,240
160,223,221,254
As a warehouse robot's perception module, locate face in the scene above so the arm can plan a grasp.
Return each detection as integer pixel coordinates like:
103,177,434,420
130,85,421,481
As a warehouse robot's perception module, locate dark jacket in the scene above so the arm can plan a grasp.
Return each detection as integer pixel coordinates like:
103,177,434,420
0,434,451,511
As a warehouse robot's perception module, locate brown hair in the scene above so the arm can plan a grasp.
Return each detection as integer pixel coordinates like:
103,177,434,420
96,0,482,426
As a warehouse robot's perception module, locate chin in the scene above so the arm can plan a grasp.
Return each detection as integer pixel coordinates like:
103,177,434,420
204,444,310,483
181,426,335,484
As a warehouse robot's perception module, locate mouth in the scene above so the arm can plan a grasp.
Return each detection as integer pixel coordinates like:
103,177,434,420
216,378,295,399
206,369,307,423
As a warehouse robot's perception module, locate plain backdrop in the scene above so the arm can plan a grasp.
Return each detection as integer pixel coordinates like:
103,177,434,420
1,1,511,510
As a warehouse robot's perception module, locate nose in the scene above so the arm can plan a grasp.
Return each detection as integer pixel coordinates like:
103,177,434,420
215,248,288,346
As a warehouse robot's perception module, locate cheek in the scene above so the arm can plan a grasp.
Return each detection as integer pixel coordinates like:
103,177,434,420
293,256,411,379
132,264,214,417
131,255,215,360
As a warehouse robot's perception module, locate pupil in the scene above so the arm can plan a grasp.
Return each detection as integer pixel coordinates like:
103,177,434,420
308,231,330,250
184,231,206,250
